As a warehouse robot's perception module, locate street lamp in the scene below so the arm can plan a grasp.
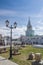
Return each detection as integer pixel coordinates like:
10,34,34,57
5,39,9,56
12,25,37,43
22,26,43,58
5,20,17,59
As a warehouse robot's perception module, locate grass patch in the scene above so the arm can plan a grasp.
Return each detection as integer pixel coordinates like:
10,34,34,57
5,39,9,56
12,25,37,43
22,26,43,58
0,45,43,65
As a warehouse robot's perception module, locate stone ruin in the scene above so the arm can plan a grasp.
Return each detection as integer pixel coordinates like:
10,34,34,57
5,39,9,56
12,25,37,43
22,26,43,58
32,53,43,65
27,52,35,60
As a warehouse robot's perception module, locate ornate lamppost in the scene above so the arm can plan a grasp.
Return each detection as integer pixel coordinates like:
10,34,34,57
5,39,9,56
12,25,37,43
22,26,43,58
5,20,17,59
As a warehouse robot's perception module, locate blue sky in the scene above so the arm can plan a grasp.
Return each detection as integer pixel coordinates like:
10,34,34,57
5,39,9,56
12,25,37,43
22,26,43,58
0,0,43,38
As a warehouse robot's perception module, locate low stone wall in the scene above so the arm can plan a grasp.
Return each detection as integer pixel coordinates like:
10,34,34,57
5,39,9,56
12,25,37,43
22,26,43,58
35,53,41,61
32,53,43,65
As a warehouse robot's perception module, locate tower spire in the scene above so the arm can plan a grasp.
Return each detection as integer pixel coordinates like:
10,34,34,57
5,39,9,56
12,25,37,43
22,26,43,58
27,17,32,28
28,17,31,26
26,17,34,37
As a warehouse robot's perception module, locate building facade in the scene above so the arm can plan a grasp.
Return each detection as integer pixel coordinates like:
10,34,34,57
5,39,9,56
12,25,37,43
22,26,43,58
20,18,43,45
26,18,34,37
0,34,5,45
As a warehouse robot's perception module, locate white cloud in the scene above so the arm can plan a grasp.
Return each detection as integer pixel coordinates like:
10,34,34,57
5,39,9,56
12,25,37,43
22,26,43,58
33,25,43,35
35,26,43,30
0,9,29,18
0,9,16,16
0,9,39,18
0,27,10,36
38,8,43,17
34,8,43,18
0,8,43,36
35,30,43,35
32,8,43,35
0,8,43,18
0,26,27,38
38,20,43,25
0,24,43,38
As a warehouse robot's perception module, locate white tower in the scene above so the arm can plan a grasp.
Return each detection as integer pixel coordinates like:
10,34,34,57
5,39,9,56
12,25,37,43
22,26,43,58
26,18,34,37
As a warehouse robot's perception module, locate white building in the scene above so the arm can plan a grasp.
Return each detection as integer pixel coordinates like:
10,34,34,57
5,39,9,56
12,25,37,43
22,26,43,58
20,18,43,45
0,34,5,45
4,36,11,45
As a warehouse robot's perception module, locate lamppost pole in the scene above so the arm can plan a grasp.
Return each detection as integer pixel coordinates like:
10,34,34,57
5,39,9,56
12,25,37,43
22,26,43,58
5,20,17,59
10,25,12,58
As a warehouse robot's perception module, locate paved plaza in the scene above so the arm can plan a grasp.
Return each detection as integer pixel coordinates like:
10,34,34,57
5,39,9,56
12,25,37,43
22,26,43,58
0,56,18,65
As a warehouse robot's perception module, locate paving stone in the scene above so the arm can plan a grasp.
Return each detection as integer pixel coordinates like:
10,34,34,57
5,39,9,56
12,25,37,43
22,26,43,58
0,56,18,65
